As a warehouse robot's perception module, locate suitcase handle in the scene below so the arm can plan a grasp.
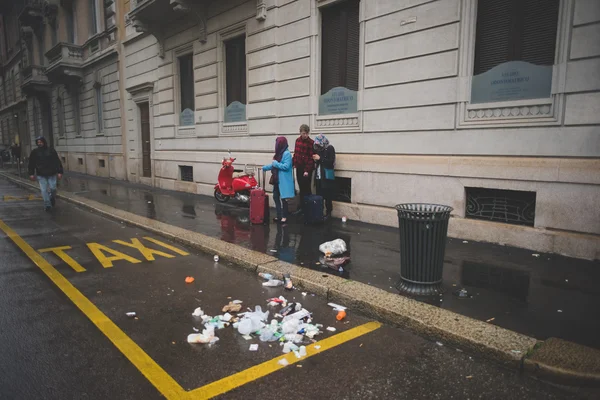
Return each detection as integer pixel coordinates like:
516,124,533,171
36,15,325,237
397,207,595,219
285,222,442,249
257,168,268,189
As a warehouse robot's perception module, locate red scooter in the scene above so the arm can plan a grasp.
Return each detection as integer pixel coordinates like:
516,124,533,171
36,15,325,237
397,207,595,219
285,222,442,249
214,153,258,203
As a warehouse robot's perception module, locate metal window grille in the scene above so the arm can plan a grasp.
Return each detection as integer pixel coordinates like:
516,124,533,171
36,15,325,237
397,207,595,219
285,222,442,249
179,165,193,182
465,187,536,227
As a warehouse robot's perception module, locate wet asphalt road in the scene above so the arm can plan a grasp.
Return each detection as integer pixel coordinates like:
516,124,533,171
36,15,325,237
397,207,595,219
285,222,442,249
0,177,593,399
48,171,600,349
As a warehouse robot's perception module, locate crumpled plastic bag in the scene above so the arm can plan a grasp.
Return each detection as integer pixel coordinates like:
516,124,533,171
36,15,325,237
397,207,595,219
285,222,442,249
237,306,269,335
319,239,347,256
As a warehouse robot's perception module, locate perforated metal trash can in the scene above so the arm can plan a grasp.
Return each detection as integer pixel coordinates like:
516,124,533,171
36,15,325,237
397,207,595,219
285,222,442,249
395,203,453,296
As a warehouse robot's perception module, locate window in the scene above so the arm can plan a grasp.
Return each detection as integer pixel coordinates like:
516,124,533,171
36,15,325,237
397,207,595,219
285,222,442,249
61,156,66,163
471,0,559,103
90,0,98,35
319,0,359,115
95,86,103,132
465,187,536,227
178,53,195,126
57,95,65,137
72,90,81,136
99,159,105,168
51,20,58,46
104,0,115,30
66,6,75,43
11,71,16,102
78,157,83,165
224,35,247,123
333,177,352,203
179,165,193,182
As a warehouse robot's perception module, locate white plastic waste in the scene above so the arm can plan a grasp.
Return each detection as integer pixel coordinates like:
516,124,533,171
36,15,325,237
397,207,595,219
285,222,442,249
319,239,347,255
282,319,300,334
237,318,253,335
262,279,284,287
192,307,204,317
282,342,299,354
298,346,307,357
187,326,217,344
282,309,311,323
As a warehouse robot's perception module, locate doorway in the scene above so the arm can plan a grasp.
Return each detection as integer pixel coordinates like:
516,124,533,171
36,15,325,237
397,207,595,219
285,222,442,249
139,102,151,178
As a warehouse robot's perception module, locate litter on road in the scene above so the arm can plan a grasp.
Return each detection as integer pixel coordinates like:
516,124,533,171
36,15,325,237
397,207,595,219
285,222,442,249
185,276,195,283
328,302,347,311
249,344,259,351
319,239,347,255
192,307,204,317
126,312,136,318
213,255,219,262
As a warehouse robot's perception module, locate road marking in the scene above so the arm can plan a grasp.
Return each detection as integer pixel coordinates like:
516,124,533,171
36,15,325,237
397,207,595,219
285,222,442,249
188,321,382,399
0,218,381,399
144,237,190,256
0,218,186,399
38,246,86,272
2,194,42,202
87,242,142,268
114,238,176,261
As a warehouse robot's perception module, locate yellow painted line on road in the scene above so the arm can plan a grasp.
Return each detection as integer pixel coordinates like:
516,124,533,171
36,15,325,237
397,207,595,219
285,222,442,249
188,321,382,399
0,219,381,400
0,218,187,399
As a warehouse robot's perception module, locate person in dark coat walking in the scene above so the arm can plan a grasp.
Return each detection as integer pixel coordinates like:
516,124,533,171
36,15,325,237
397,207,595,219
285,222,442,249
28,136,63,211
313,134,336,220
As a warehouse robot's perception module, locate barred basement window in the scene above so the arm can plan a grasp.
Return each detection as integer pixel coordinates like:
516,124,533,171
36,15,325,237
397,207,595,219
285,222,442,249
99,159,105,168
78,158,83,165
465,187,536,227
333,177,352,204
61,156,66,163
473,0,559,75
179,165,193,182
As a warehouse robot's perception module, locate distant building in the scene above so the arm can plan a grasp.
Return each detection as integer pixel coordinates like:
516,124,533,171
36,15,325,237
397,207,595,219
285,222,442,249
1,0,599,259
0,0,127,176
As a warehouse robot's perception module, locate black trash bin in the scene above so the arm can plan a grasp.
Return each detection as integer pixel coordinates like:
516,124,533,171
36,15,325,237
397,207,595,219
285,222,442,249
395,203,453,296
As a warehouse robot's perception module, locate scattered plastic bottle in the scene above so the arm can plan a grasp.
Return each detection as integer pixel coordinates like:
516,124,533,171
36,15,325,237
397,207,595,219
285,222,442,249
336,310,346,321
262,279,283,287
214,255,219,262
259,273,274,280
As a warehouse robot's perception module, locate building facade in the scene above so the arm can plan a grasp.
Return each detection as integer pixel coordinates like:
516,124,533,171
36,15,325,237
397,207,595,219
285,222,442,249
2,0,599,259
0,0,127,178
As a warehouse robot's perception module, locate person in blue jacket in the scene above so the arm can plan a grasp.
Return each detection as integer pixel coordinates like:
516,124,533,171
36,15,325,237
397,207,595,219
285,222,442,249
263,136,294,224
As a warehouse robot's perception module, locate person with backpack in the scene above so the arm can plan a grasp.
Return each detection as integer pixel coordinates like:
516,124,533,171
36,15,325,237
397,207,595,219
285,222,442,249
263,136,294,224
313,134,336,221
28,136,63,212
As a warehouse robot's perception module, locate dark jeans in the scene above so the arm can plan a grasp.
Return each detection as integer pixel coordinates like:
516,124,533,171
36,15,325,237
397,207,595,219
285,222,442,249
296,168,312,198
273,183,289,219
315,179,333,215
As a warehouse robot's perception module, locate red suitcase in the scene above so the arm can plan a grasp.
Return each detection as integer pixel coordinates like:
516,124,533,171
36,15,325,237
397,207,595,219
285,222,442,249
250,171,270,225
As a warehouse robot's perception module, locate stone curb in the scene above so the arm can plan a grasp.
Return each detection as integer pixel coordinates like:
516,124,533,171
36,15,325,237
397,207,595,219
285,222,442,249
3,172,598,385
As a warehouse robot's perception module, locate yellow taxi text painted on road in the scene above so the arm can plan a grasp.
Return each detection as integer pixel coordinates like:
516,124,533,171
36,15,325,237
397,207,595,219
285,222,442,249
38,237,189,272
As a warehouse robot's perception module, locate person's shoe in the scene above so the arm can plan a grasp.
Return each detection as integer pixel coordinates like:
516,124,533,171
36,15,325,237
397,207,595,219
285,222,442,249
45,206,52,212
324,212,332,222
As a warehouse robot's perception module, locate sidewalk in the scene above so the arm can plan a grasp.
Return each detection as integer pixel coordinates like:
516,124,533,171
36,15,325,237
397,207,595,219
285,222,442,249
8,169,600,349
